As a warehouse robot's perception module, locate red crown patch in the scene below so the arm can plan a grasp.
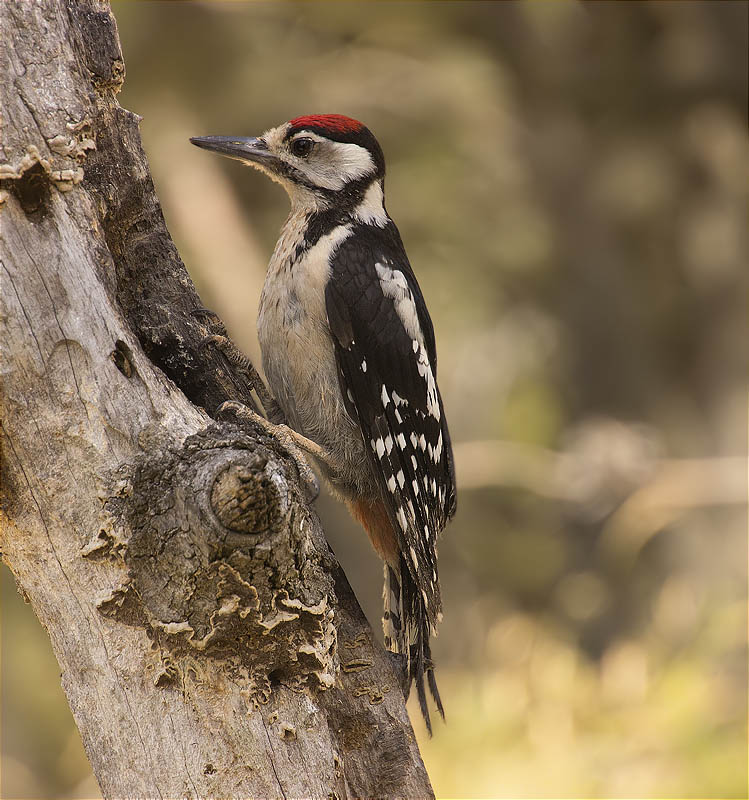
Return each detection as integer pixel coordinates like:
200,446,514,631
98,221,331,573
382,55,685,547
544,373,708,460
288,114,364,135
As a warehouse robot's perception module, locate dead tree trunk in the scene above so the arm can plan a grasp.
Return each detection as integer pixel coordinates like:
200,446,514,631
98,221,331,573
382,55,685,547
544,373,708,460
0,2,433,797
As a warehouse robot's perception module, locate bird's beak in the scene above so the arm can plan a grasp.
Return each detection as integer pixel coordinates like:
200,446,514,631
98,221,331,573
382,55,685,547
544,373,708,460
189,136,277,168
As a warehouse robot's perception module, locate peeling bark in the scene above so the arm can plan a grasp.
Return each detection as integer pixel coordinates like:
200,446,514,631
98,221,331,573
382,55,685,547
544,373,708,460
0,1,433,797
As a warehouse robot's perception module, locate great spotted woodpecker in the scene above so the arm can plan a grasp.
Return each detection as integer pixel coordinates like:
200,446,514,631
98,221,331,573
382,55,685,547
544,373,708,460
191,115,456,732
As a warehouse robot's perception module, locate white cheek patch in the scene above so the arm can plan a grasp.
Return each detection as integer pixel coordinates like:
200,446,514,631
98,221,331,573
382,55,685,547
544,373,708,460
299,139,376,191
328,141,376,185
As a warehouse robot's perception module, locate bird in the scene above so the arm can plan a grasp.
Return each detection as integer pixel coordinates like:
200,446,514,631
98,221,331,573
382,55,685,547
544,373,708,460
190,115,456,732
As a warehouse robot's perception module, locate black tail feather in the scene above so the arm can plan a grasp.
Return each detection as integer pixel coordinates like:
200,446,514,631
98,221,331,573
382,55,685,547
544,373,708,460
385,556,443,735
425,640,445,720
413,643,432,735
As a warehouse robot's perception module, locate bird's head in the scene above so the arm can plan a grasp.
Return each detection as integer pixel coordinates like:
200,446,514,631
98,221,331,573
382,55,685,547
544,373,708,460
191,114,385,212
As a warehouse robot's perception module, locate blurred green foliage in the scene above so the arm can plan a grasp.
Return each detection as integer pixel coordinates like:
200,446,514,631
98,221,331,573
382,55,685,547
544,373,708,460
2,2,746,797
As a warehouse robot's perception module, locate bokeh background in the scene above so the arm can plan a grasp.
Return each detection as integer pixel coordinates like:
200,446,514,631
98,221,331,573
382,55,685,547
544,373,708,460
2,1,747,797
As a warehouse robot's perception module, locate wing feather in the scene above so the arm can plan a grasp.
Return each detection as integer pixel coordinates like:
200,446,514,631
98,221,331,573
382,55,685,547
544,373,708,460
325,226,455,623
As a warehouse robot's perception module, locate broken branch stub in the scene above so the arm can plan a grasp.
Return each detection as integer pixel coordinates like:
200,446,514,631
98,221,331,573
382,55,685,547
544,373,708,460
88,426,338,695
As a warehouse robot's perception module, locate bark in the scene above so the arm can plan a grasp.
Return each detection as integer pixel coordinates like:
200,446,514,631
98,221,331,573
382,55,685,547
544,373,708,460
0,2,433,798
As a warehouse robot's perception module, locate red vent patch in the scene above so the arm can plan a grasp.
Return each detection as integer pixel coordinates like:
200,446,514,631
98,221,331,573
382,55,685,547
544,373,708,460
288,114,364,135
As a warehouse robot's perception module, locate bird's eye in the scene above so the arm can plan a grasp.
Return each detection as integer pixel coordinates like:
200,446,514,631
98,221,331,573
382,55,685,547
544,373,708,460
290,137,314,158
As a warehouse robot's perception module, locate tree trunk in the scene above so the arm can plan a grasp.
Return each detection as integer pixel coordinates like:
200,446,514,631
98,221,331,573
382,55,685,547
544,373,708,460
0,2,433,798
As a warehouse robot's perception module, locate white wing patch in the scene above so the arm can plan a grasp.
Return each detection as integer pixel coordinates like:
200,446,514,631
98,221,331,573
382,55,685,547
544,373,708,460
396,507,408,532
375,262,440,422
416,341,441,422
375,262,423,344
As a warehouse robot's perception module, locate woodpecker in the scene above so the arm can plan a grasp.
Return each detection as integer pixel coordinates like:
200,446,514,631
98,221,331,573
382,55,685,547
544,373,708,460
191,115,456,732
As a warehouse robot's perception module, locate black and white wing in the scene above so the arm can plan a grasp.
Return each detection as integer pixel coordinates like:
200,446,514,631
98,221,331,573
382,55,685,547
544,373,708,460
325,224,456,624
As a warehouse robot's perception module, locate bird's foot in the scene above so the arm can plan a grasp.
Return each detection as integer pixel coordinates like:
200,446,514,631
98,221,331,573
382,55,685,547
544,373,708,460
217,401,320,502
192,306,228,337
193,307,283,422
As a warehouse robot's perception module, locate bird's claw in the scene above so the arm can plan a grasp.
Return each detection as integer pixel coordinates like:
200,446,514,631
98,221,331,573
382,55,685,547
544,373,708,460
198,333,230,352
217,401,320,502
198,327,281,422
193,307,254,374
192,306,228,337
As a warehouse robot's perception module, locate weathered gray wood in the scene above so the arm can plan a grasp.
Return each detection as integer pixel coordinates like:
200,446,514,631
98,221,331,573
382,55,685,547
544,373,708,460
0,1,433,797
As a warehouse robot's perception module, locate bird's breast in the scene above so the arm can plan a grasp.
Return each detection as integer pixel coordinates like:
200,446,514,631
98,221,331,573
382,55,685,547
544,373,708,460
258,222,354,442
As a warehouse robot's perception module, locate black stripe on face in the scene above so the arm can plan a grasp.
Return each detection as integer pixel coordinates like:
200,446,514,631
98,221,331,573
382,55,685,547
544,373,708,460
273,159,336,194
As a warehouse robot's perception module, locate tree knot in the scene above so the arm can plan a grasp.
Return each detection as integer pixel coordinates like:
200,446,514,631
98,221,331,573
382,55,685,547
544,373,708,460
87,424,338,697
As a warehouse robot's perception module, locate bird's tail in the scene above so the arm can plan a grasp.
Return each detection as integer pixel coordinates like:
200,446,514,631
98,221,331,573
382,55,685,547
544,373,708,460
383,560,444,734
